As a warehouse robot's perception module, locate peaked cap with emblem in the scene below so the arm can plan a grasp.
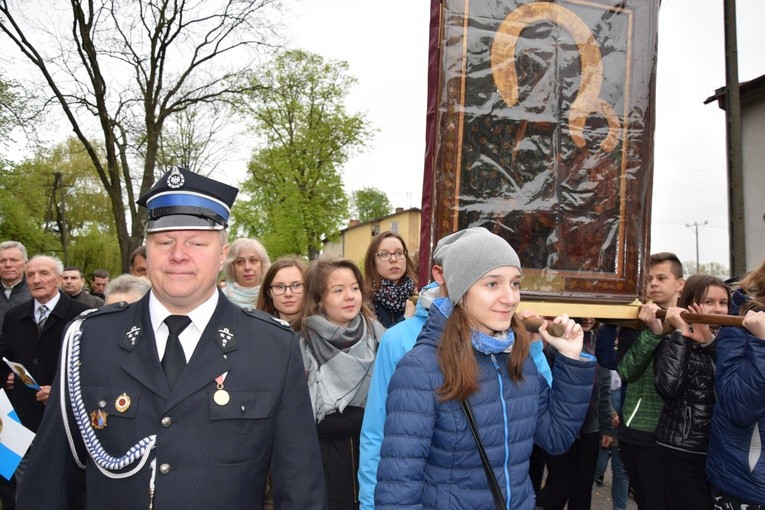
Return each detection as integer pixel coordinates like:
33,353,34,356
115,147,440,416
137,167,239,232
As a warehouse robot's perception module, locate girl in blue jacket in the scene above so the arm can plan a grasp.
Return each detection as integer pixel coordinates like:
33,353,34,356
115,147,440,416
375,227,596,509
706,259,765,510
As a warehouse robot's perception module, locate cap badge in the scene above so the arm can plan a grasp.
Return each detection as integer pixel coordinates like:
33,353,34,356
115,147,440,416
166,167,185,189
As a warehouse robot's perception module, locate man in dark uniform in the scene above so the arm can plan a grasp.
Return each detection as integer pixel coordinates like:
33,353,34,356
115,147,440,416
18,168,327,509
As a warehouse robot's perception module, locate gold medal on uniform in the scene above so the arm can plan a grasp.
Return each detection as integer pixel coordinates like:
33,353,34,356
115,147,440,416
115,393,131,413
214,372,229,406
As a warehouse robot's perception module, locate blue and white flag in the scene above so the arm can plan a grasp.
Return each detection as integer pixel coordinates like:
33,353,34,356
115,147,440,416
0,389,35,480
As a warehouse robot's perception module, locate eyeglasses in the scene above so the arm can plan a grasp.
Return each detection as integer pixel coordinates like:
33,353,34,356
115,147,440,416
376,251,406,262
269,283,305,295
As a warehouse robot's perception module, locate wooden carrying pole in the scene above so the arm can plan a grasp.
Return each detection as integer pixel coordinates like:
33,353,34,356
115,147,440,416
521,306,744,337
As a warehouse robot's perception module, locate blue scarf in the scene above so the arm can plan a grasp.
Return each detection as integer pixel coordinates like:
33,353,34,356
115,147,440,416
471,329,516,355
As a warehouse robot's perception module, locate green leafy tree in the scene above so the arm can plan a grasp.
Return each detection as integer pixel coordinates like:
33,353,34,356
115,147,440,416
351,187,391,222
0,138,120,274
0,159,58,253
234,49,373,259
1,0,282,270
0,70,38,163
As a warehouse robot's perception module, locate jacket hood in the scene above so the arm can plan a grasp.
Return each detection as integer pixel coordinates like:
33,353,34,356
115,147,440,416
415,281,441,318
414,297,452,349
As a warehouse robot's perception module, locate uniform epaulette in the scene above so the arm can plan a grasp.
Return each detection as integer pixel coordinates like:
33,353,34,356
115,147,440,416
74,302,143,351
241,307,292,330
77,301,133,321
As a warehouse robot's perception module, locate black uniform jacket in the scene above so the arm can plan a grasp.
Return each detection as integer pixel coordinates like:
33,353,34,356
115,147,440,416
0,292,90,431
17,291,328,509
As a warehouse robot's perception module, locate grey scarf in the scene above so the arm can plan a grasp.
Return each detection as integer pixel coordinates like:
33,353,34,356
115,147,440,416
300,314,384,422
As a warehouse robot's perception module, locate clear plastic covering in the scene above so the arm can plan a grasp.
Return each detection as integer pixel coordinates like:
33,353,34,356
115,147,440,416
421,0,660,303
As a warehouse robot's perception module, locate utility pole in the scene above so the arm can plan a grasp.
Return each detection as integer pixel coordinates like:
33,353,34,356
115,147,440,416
686,221,709,274
723,0,746,276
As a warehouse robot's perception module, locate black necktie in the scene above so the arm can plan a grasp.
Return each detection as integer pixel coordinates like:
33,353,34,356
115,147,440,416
162,315,191,389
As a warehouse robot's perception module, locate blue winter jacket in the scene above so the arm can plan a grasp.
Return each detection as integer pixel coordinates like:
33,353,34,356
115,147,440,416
358,283,437,509
359,295,553,509
706,325,765,506
375,299,596,509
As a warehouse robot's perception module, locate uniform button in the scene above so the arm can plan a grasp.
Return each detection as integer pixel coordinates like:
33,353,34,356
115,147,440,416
161,416,172,428
32,359,39,365
159,463,171,475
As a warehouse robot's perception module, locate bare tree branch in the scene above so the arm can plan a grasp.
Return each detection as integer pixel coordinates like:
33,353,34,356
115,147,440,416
0,0,283,270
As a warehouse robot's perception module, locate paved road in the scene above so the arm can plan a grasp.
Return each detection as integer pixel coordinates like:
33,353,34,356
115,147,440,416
589,461,637,510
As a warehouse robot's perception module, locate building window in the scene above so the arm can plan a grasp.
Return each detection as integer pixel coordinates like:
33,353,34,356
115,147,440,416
390,221,400,233
371,223,380,236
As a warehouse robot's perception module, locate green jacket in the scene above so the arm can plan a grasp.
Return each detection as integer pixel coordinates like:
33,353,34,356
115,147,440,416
617,328,665,433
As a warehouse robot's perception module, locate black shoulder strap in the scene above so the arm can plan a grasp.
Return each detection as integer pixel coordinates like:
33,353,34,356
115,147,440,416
461,399,506,510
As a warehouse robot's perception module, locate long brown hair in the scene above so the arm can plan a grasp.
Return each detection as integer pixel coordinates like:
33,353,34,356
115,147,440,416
256,256,307,319
678,274,730,310
437,305,530,402
363,231,417,293
296,257,376,332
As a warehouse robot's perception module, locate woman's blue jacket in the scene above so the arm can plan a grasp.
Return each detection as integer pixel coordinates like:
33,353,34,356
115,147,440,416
375,300,596,509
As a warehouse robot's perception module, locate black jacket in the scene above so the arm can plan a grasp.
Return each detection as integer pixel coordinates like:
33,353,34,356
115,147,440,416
0,292,90,431
653,330,716,453
317,405,364,510
373,300,403,329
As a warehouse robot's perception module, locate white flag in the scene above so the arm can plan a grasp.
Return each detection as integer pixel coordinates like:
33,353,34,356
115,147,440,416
0,389,35,480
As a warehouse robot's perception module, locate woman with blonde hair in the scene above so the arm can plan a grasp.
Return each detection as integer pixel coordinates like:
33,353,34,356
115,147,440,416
221,237,270,307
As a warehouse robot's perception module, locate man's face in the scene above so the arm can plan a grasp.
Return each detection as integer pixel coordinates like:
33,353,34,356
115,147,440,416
0,248,25,286
130,255,148,277
91,276,108,295
26,258,61,303
646,261,684,308
146,230,228,314
61,270,85,296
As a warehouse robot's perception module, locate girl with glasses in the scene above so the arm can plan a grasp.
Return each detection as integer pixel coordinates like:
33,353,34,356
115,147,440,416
257,256,308,328
363,231,418,328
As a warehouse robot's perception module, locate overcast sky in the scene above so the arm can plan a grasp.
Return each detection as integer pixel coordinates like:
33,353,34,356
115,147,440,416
286,0,765,272
5,1,763,272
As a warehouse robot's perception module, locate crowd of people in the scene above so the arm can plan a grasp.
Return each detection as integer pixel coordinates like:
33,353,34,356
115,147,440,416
0,167,761,509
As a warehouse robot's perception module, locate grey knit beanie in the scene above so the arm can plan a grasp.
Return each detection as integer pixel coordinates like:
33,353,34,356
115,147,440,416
440,227,522,305
432,228,474,265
